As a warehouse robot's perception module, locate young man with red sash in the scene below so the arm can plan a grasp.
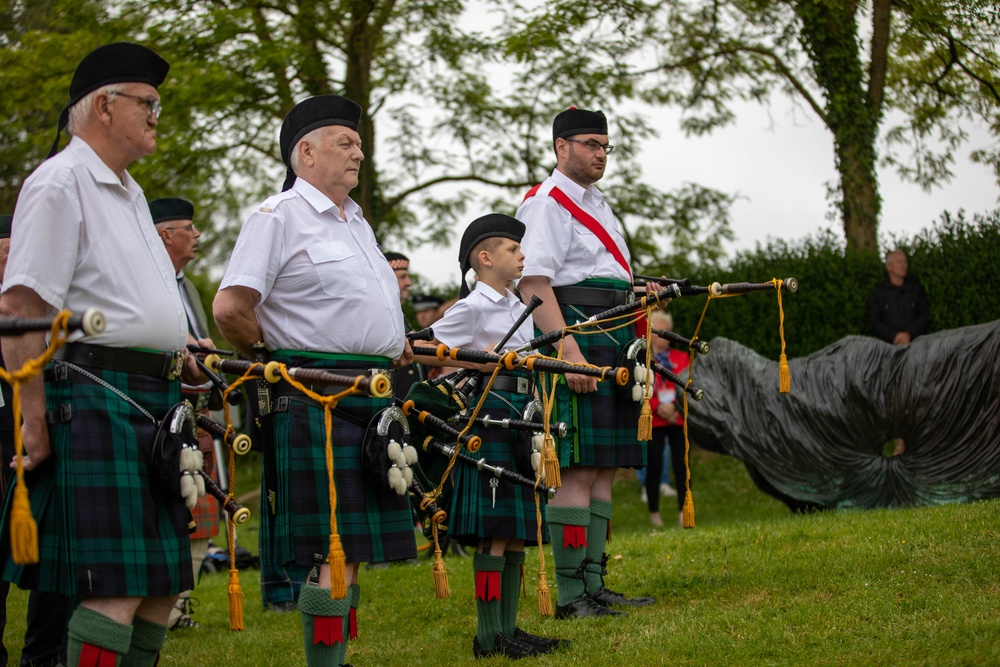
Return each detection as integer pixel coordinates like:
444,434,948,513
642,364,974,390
517,107,656,619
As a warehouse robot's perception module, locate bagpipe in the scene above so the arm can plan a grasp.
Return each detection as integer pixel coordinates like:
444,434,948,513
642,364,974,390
0,307,106,337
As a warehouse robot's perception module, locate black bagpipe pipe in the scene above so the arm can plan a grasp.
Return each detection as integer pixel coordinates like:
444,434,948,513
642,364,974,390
399,399,482,451
187,345,244,406
514,284,684,353
204,356,392,398
406,327,436,342
408,474,447,529
651,327,710,355
0,307,106,337
421,436,557,499
195,469,251,525
194,414,253,456
650,361,705,401
412,345,631,386
449,413,569,438
709,277,798,296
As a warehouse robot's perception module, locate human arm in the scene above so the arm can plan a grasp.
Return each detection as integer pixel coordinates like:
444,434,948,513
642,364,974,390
0,286,52,470
518,275,597,393
213,286,264,358
867,288,896,343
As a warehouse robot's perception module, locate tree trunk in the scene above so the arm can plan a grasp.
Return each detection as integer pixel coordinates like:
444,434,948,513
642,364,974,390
795,0,884,254
344,0,379,229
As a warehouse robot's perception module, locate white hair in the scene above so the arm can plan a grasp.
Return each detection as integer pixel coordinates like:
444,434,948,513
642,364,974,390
67,84,123,135
650,310,673,329
288,127,327,176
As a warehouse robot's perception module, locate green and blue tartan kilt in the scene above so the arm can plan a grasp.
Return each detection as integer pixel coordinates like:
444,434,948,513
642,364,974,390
542,279,647,469
259,353,417,568
446,377,547,548
2,362,193,598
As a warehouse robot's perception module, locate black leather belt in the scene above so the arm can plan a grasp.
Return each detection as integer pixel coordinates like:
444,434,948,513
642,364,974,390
552,285,633,308
54,342,183,380
488,373,534,395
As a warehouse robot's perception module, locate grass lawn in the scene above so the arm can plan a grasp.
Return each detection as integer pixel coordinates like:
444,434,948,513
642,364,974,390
4,448,998,666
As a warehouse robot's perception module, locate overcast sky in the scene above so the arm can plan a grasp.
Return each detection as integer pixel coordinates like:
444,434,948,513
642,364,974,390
407,98,999,288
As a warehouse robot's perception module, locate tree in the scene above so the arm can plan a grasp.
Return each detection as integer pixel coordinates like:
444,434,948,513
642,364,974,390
518,0,999,253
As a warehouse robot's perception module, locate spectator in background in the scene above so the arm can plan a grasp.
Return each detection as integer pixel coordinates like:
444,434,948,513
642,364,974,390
412,293,444,330
645,311,690,528
868,249,929,346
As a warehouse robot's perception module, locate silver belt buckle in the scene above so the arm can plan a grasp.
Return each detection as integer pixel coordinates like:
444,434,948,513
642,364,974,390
167,351,184,381
517,376,530,395
625,290,635,304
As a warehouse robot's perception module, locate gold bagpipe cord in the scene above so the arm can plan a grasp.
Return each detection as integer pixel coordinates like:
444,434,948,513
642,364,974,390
679,277,791,529
0,311,74,565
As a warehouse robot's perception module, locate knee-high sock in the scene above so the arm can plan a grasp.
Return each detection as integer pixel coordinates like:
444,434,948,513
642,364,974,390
585,498,613,593
348,583,360,641
545,505,591,604
299,585,350,667
120,617,167,667
474,552,506,651
501,551,525,636
67,606,132,667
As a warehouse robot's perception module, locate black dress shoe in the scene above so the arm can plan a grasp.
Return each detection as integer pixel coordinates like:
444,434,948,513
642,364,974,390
554,594,626,619
473,632,543,659
591,586,656,608
514,627,571,652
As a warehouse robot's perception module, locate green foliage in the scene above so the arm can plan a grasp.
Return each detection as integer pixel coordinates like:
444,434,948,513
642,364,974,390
662,208,1000,358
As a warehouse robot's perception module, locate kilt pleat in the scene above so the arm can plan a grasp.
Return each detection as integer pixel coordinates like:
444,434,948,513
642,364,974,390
446,385,547,547
3,362,193,598
543,282,647,469
259,354,416,568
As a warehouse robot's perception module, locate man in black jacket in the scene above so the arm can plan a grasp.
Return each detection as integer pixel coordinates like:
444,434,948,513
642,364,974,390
868,249,930,346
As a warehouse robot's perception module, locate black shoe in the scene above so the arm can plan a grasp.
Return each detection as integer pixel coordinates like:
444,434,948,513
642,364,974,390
472,632,543,659
591,586,655,608
514,627,570,653
554,594,626,619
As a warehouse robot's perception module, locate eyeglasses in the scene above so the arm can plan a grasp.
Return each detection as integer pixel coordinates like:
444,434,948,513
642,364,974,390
565,138,615,155
163,223,196,233
109,91,162,119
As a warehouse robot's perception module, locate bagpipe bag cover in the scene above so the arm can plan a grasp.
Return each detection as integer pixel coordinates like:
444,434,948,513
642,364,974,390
685,320,1000,509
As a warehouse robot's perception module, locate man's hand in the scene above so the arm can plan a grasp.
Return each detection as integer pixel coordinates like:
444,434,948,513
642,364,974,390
394,339,414,368
561,345,598,394
892,331,912,346
656,402,678,421
11,418,51,471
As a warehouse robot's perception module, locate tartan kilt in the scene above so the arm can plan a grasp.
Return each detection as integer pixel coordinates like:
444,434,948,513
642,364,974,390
2,362,193,598
189,421,220,540
542,281,647,469
259,353,417,568
446,379,547,547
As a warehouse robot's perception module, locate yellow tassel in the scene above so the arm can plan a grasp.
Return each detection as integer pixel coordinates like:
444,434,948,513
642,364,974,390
682,492,695,529
433,548,450,598
542,434,561,489
328,534,347,599
10,484,39,565
228,567,245,630
537,570,553,616
637,398,653,441
778,354,790,393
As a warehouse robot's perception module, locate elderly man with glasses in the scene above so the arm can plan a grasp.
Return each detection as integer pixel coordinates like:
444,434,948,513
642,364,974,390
0,42,205,665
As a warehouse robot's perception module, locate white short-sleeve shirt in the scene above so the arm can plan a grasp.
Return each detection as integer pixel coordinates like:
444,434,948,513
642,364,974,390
432,282,534,352
219,178,405,358
3,136,187,351
516,168,632,286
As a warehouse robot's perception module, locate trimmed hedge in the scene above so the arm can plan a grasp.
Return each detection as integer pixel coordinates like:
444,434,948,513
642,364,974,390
661,209,1000,359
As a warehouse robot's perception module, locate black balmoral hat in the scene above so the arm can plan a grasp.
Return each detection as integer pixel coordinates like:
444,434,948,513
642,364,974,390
412,294,443,312
384,252,409,271
458,214,525,278
279,95,362,191
552,107,608,142
149,198,194,224
49,42,170,157
0,215,12,240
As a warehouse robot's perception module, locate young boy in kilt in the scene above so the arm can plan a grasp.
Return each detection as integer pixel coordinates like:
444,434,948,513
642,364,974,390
429,214,568,659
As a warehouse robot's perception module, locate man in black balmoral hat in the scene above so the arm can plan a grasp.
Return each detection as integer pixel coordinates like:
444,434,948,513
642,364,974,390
214,95,416,667
517,107,657,620
0,43,205,665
